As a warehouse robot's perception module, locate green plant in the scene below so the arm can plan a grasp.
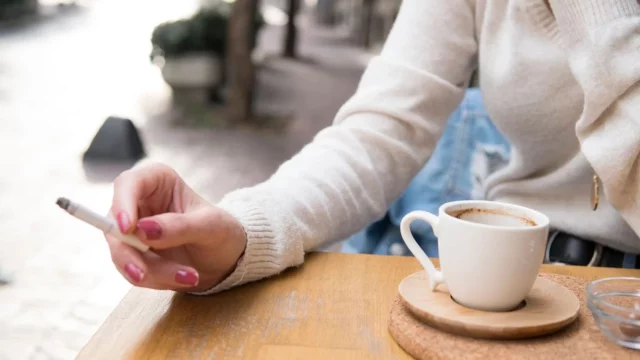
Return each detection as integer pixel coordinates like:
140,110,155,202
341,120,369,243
150,3,264,61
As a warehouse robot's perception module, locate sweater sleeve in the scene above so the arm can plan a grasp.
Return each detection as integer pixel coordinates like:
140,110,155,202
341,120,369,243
550,1,640,236
192,0,478,295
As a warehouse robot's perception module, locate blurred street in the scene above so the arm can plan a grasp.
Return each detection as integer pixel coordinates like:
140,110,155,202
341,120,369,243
0,0,369,358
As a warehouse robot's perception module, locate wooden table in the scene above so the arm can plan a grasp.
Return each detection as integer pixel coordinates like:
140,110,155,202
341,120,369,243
77,252,640,360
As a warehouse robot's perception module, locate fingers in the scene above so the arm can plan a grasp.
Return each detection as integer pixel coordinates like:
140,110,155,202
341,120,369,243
111,162,178,234
106,233,148,284
135,208,220,249
106,234,200,290
144,255,200,289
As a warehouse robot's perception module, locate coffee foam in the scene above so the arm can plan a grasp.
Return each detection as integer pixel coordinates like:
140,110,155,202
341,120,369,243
449,208,537,227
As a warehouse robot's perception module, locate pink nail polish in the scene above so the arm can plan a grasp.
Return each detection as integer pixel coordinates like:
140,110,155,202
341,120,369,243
137,219,162,240
124,264,144,283
117,212,130,233
175,270,199,286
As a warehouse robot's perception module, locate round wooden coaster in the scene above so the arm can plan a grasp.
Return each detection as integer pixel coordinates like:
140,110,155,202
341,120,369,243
397,271,580,339
389,273,637,360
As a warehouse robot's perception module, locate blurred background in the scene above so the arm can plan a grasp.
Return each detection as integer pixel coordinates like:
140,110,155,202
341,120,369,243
0,0,400,358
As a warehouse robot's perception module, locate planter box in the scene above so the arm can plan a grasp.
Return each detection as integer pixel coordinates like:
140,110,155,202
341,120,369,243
160,53,222,89
159,52,224,105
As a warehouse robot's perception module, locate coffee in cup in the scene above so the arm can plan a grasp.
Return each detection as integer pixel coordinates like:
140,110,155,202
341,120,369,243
400,200,549,312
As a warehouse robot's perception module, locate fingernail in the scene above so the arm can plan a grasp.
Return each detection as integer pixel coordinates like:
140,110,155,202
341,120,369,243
124,264,144,283
137,219,162,240
175,270,199,286
117,212,130,233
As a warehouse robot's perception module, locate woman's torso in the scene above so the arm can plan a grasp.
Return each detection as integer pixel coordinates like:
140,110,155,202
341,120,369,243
474,0,639,252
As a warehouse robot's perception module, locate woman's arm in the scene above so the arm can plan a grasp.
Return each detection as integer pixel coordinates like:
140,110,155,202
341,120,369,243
550,1,640,234
197,0,479,294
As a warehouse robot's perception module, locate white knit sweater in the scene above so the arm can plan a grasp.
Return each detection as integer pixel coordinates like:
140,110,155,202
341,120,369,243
199,0,640,294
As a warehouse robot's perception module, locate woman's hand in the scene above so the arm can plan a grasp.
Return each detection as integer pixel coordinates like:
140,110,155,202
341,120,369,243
105,162,247,292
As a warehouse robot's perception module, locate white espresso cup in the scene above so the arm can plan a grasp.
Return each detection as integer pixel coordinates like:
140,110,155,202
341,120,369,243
400,200,550,312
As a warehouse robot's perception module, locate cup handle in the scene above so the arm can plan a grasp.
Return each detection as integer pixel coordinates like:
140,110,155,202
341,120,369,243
400,211,444,291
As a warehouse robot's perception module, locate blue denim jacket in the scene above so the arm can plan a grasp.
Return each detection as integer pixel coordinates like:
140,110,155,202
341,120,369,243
341,89,511,256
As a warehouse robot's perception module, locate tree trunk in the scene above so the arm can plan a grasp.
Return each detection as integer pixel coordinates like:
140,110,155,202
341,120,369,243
283,0,300,58
226,0,259,123
360,0,375,49
315,0,334,25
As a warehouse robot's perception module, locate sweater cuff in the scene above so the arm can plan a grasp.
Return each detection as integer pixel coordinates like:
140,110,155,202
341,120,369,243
189,200,282,295
551,0,640,43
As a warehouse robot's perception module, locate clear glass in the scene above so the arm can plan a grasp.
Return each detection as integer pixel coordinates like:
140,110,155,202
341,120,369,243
586,277,640,350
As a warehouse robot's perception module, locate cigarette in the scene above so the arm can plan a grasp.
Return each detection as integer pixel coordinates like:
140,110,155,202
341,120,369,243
56,197,149,252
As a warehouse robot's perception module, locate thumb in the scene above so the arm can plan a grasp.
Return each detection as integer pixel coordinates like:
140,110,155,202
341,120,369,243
135,209,217,249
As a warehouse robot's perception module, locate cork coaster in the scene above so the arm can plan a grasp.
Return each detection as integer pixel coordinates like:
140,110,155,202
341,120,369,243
398,271,579,339
389,273,638,360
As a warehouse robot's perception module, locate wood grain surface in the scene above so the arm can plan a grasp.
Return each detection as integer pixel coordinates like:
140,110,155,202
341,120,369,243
77,253,640,360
